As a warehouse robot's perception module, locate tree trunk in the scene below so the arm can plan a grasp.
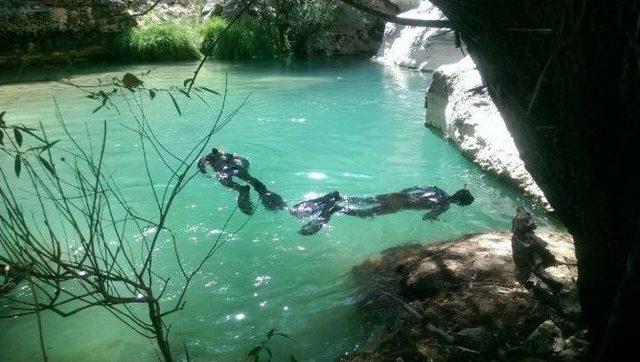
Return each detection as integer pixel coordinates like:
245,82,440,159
149,301,172,362
429,0,640,358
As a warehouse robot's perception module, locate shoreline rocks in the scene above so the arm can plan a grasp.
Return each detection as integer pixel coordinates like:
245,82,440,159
345,226,586,361
425,56,550,209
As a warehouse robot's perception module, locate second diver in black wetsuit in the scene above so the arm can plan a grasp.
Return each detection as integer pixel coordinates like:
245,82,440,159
198,148,286,215
290,186,474,235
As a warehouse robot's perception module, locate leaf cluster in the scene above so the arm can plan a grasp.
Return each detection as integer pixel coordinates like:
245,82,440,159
0,111,58,179
246,328,296,362
64,71,220,117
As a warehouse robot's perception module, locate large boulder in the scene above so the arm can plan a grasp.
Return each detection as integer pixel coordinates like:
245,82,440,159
425,56,550,208
348,227,585,360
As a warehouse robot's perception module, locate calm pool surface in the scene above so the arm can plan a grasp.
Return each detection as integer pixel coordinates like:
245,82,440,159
0,58,546,361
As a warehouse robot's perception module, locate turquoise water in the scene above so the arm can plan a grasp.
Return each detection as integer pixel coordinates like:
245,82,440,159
0,59,545,361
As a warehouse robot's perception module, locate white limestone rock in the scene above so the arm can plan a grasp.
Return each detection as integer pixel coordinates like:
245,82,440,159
425,56,550,208
373,0,463,71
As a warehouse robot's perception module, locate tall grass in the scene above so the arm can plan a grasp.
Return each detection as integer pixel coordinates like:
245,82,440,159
199,16,278,60
115,24,201,61
111,16,280,62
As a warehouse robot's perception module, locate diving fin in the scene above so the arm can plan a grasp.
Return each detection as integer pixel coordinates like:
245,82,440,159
259,191,287,211
237,186,254,215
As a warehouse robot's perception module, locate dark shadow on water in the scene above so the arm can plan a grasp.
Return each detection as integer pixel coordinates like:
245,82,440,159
0,59,200,86
0,55,375,86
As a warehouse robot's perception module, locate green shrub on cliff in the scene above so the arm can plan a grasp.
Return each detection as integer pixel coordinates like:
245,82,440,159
199,16,278,60
287,1,338,56
116,24,201,61
250,0,339,56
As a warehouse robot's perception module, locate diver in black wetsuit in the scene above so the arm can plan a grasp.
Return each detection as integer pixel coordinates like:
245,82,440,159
290,186,474,235
198,148,286,215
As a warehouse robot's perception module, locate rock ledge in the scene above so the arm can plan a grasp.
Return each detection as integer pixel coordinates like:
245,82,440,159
345,228,587,361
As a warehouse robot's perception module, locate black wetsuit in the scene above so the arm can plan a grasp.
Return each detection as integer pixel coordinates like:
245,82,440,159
198,152,260,190
291,186,457,235
343,186,451,219
198,152,285,215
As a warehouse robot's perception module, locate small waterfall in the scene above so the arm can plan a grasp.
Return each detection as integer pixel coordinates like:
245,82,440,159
373,1,463,71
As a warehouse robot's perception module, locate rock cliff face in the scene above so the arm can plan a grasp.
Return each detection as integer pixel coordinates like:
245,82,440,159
0,0,134,67
136,0,224,25
0,0,133,34
373,0,462,71
425,56,549,208
323,6,386,56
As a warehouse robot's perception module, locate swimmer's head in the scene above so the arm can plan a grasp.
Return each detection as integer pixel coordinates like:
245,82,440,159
211,148,219,155
450,189,474,206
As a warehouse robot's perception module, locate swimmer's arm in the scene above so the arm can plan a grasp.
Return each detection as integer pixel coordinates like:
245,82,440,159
422,204,449,221
197,156,211,177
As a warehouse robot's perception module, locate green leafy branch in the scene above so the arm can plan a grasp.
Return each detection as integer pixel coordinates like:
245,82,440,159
0,111,59,179
246,328,297,362
59,71,220,116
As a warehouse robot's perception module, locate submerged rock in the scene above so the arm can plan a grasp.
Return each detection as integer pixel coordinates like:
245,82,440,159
425,56,550,208
346,226,585,360
373,0,463,71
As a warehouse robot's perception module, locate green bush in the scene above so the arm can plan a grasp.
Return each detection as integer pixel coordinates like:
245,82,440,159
199,16,278,60
115,24,201,61
249,0,339,57
288,1,338,56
